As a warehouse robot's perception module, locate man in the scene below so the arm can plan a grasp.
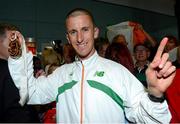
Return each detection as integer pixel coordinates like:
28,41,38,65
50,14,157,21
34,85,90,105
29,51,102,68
0,23,39,122
134,43,151,88
8,8,176,123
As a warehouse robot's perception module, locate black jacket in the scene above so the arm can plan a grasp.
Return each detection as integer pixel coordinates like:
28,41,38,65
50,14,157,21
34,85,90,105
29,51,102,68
0,58,39,122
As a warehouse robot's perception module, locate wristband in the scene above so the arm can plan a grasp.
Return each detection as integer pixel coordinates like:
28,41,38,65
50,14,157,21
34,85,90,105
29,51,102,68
148,93,165,103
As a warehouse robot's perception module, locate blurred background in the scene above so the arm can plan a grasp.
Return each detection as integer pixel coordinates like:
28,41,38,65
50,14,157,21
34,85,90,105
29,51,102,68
0,0,179,53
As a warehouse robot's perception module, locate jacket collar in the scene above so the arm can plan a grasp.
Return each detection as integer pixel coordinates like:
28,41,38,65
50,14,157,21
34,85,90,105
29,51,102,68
75,51,98,67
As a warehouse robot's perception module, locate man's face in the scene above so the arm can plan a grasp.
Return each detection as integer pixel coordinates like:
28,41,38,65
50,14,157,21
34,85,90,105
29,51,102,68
134,46,149,62
0,31,11,60
66,14,99,60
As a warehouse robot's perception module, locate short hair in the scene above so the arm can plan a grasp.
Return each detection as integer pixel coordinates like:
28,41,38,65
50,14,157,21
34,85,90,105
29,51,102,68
0,22,20,36
66,8,96,26
133,43,150,53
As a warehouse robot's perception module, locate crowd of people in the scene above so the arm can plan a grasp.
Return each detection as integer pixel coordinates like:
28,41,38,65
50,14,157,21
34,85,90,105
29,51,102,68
0,8,179,123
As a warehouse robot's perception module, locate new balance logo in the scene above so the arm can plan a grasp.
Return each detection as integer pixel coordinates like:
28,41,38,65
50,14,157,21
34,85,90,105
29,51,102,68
94,71,104,77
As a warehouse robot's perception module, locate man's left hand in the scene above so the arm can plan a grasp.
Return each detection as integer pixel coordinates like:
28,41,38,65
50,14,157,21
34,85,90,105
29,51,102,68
146,37,176,97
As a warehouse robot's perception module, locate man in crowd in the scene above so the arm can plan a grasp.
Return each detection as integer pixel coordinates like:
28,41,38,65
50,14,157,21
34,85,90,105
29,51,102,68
8,8,176,123
134,43,151,88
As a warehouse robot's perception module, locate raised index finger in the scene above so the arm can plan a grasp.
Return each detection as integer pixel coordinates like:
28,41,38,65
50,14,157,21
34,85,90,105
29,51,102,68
153,37,168,61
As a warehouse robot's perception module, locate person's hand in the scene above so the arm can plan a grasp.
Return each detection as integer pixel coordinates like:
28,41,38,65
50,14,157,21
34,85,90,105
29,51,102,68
146,37,176,97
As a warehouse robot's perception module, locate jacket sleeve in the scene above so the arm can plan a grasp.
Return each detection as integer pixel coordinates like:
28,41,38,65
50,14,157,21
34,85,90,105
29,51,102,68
119,66,171,123
8,52,61,105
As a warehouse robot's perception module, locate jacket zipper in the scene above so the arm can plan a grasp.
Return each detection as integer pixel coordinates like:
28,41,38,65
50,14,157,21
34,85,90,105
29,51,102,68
80,62,84,124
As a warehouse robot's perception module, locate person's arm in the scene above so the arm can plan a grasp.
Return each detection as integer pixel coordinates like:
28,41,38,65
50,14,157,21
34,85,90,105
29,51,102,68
8,31,60,105
121,38,175,123
117,66,171,123
146,38,176,98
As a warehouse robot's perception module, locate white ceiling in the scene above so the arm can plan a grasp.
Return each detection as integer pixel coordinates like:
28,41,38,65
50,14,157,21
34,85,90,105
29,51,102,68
97,0,176,16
